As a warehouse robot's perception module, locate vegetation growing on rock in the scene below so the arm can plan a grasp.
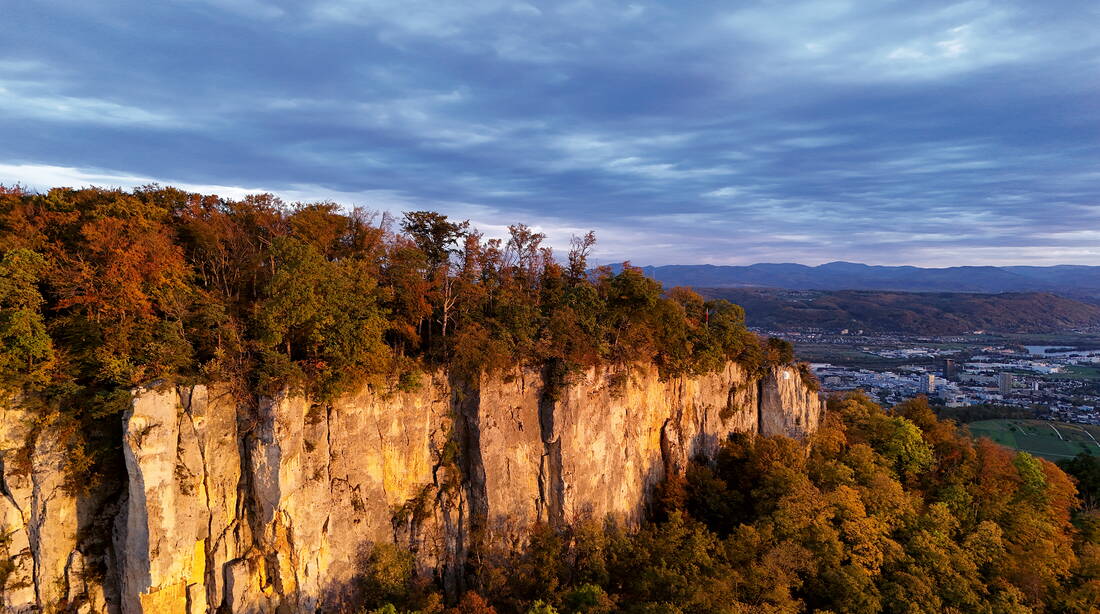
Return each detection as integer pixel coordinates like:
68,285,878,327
357,394,1100,613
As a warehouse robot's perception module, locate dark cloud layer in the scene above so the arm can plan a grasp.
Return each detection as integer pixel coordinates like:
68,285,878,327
2,0,1098,265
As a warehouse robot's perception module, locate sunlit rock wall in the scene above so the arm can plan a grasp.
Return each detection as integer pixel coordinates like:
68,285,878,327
0,362,823,613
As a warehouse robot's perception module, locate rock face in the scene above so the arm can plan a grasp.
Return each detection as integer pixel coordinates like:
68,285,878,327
0,363,823,613
0,404,115,614
117,384,245,614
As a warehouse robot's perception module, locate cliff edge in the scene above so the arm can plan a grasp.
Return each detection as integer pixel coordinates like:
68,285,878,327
0,362,822,613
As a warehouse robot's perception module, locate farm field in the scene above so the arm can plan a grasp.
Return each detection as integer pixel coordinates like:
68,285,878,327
793,344,903,370
968,419,1100,460
1049,365,1100,381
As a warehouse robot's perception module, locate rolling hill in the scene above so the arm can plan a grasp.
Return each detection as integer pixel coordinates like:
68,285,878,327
631,262,1100,299
696,287,1100,334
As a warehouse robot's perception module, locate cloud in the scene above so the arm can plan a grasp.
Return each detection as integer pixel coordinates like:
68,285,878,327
174,0,287,19
0,163,282,201
0,87,180,127
0,0,1098,266
704,187,739,198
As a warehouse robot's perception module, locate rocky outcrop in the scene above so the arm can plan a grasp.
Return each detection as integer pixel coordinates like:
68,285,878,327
473,362,765,535
242,375,456,612
0,405,113,614
759,368,821,439
0,362,823,613
117,384,245,614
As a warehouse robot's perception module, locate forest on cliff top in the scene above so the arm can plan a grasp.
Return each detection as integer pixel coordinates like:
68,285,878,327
0,185,793,487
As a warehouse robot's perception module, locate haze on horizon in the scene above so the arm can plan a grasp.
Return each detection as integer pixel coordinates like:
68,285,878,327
2,1,1098,267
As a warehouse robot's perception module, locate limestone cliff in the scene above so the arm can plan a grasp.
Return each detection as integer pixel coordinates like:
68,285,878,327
0,406,115,613
0,363,822,613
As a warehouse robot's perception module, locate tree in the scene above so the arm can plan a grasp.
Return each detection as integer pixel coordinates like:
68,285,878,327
566,231,597,284
447,592,497,614
401,211,468,272
399,211,472,354
253,236,389,397
880,417,934,481
1059,453,1100,511
0,249,54,391
524,601,558,614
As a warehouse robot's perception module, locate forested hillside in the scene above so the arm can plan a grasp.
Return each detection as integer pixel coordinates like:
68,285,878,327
698,287,1100,334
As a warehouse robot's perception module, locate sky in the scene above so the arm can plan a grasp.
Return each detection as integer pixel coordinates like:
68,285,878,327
1,1,1098,267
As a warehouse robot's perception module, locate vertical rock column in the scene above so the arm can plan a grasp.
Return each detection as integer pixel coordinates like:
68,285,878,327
554,361,760,527
0,405,39,612
472,370,546,537
0,405,110,613
758,366,824,439
119,385,244,614
240,377,456,611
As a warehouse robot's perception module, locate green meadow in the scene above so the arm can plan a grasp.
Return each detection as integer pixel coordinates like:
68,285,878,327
968,419,1100,460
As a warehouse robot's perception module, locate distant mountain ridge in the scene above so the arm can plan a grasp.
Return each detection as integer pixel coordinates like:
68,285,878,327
696,288,1100,334
629,262,1100,298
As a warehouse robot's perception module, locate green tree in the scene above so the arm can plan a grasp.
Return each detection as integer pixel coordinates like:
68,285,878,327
401,211,468,272
253,237,389,397
0,249,54,391
880,417,934,481
525,601,558,614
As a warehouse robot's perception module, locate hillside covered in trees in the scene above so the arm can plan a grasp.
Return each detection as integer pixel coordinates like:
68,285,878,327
697,287,1100,334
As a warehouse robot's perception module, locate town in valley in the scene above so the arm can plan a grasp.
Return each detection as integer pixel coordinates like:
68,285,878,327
769,329,1100,425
